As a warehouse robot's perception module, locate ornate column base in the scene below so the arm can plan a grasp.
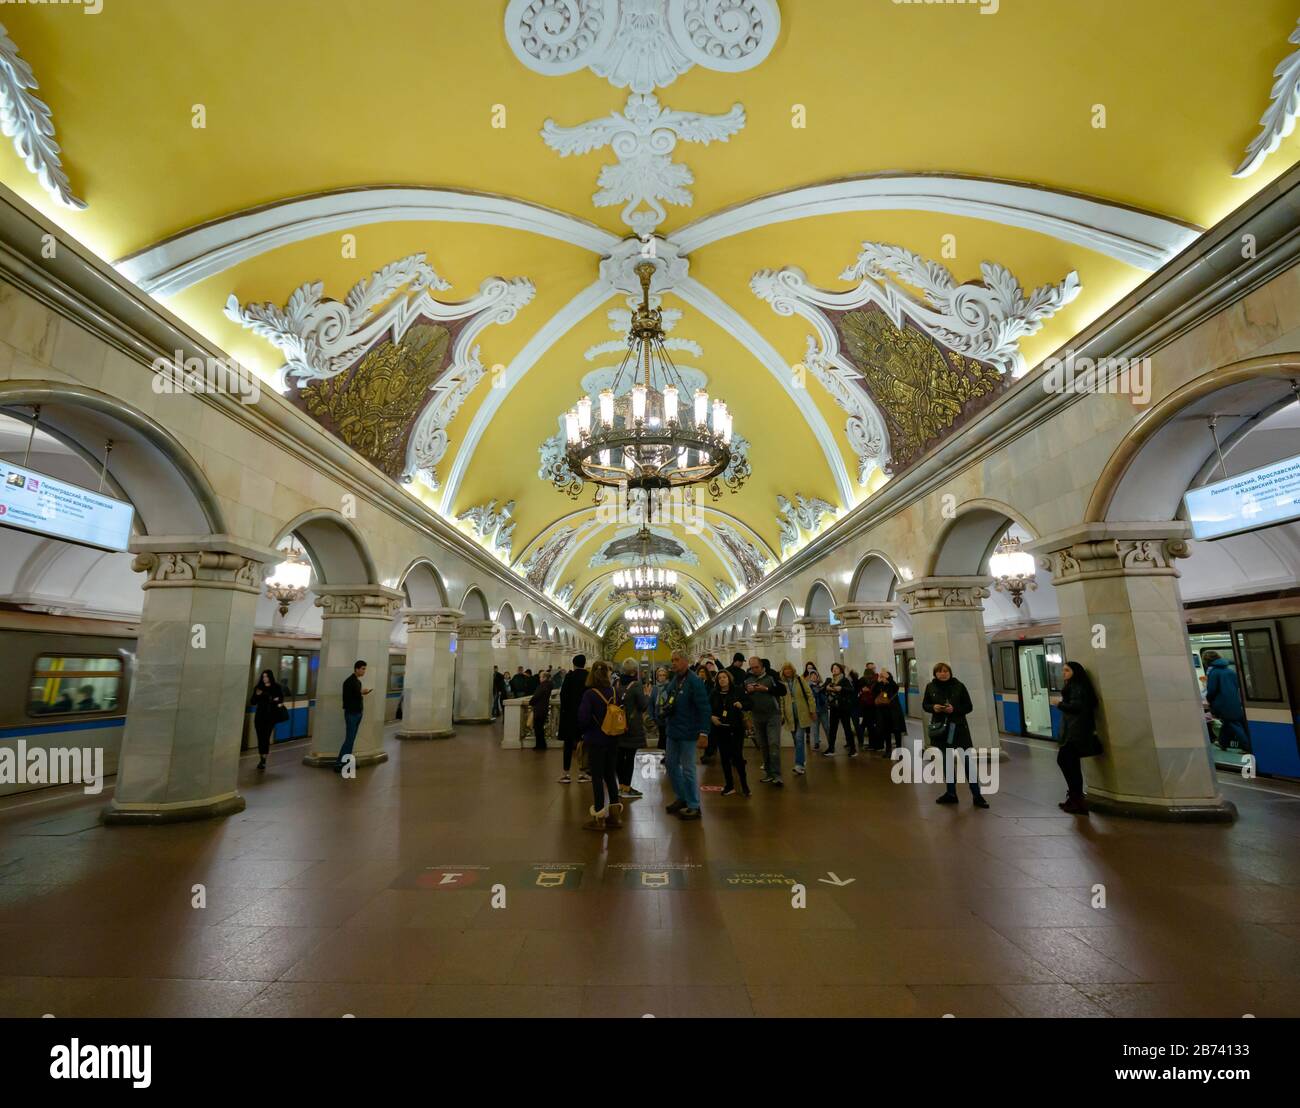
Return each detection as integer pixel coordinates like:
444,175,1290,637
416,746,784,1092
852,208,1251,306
1085,791,1237,822
302,749,391,769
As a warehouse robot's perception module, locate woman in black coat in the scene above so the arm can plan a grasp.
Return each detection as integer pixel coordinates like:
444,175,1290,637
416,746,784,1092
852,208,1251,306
249,669,284,770
1056,660,1103,814
822,662,857,756
710,669,751,797
870,667,907,754
922,661,988,808
615,659,649,800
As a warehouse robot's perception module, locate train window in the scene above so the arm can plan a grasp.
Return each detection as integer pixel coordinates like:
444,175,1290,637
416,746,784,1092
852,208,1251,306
907,655,917,689
1044,637,1065,692
1000,646,1017,691
1233,627,1283,702
388,663,406,694
28,655,123,717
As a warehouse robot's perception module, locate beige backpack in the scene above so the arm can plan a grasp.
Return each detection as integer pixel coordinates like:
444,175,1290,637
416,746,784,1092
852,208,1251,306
596,689,627,736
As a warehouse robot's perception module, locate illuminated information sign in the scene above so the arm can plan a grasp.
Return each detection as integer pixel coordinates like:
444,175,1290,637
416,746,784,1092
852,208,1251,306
633,635,658,651
0,460,134,552
1183,453,1300,541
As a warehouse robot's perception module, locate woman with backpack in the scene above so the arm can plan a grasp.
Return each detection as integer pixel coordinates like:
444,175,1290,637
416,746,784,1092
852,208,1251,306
870,666,907,755
1056,661,1103,814
576,660,626,831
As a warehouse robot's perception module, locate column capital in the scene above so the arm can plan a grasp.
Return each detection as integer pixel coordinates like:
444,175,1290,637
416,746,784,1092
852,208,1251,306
314,584,405,620
129,535,279,593
1025,523,1191,585
793,616,836,637
897,577,991,614
404,606,464,632
457,619,498,640
832,601,898,627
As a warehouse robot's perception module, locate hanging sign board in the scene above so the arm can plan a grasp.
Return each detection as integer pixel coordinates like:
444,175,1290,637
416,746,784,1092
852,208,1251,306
0,460,134,552
1183,453,1300,541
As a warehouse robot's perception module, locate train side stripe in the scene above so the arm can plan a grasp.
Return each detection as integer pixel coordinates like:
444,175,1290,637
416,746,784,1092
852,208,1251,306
0,717,126,739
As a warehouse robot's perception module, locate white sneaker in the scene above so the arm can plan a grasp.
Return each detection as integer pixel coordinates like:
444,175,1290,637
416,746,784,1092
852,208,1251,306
577,772,592,783
558,773,571,784
794,765,806,775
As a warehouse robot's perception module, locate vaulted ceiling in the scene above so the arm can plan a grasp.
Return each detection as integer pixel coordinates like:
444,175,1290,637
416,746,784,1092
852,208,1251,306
3,0,1299,633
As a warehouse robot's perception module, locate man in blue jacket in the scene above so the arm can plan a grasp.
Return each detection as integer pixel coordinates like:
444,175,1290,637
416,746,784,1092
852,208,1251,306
1203,651,1251,753
661,650,710,820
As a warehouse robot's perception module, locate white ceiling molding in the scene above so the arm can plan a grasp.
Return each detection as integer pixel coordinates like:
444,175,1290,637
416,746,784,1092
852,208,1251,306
752,243,1079,374
750,245,1080,481
115,187,621,297
0,23,86,210
674,274,855,506
1234,16,1300,178
225,253,535,487
542,92,745,236
708,518,771,589
504,0,781,93
673,175,1200,271
438,279,613,514
776,492,836,556
456,498,517,563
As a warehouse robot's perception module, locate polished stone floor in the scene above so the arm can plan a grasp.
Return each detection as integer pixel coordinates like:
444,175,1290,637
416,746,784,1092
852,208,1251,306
1,720,1299,1018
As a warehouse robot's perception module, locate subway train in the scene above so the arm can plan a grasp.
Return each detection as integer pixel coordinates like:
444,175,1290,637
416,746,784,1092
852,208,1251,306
0,609,406,798
4,604,1297,799
892,605,1300,779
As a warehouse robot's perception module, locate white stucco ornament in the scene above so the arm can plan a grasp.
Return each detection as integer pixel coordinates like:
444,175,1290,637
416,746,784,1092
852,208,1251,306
543,91,745,235
1235,16,1300,177
505,0,780,93
0,23,85,209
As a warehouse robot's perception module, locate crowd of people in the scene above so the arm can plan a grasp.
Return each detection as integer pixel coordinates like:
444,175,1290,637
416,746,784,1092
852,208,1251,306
543,648,1108,828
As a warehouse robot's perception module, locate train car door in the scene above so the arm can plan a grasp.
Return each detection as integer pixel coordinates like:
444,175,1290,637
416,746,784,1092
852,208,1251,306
277,651,313,741
1016,642,1054,739
1230,619,1299,778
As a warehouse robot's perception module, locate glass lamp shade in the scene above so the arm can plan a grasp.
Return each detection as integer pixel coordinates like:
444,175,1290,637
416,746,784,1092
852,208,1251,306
599,389,615,427
663,386,678,423
989,539,1035,581
268,558,311,591
693,389,708,426
576,396,592,433
631,384,647,423
564,410,580,444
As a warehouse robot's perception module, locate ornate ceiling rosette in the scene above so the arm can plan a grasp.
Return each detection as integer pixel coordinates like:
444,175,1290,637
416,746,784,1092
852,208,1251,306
752,243,1081,478
504,0,781,93
226,253,534,488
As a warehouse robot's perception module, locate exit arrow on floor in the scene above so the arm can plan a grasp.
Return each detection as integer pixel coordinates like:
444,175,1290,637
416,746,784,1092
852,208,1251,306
818,872,855,886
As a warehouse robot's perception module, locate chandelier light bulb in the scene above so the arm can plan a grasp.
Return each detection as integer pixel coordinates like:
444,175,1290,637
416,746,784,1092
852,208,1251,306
599,388,615,428
693,389,708,426
632,384,647,423
576,395,592,433
564,409,580,444
663,385,678,423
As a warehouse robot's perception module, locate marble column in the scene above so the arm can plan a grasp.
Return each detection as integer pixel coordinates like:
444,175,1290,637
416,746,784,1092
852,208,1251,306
896,579,1002,756
396,607,462,740
502,630,526,684
454,619,496,723
1028,523,1234,821
794,617,841,678
303,585,405,768
105,536,275,824
749,631,772,662
833,602,897,673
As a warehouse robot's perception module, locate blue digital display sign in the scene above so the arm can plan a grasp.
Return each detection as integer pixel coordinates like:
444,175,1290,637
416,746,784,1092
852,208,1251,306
633,635,658,651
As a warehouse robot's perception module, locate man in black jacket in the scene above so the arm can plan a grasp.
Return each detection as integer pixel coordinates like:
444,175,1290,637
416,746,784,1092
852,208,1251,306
558,654,588,785
509,666,527,698
336,660,371,773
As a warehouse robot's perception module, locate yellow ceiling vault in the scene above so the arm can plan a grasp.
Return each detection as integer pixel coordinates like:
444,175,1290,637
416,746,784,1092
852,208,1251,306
1,0,1298,632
